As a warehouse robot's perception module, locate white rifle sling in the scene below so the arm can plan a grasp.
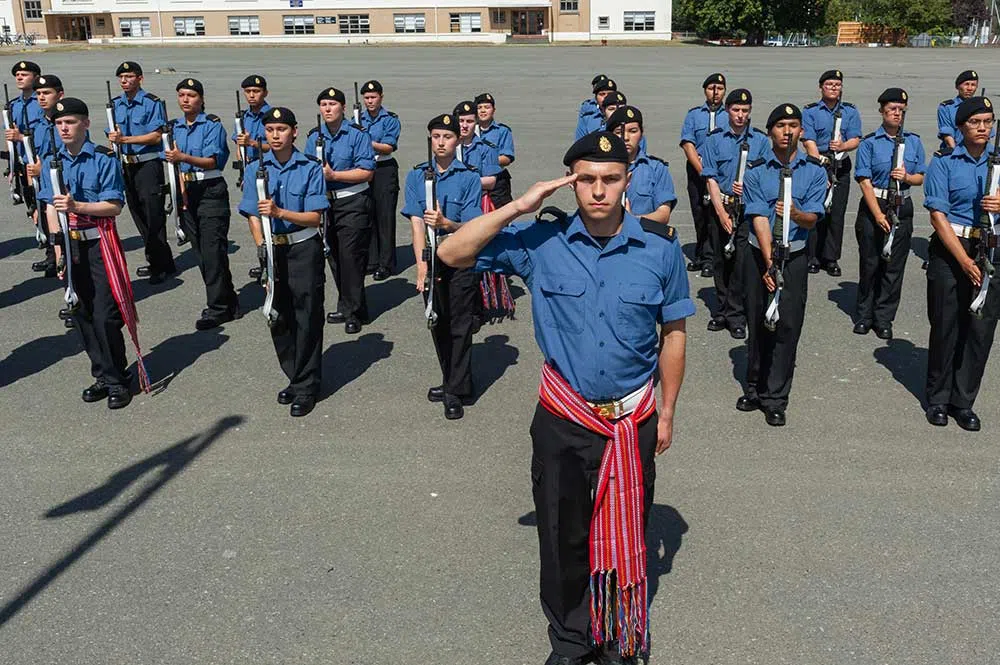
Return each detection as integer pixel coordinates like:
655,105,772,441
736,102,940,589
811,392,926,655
708,110,716,133
882,141,907,260
314,127,331,257
234,115,247,165
21,134,38,191
256,173,277,326
2,105,21,204
725,143,750,258
105,105,121,161
832,114,844,162
424,177,438,327
49,164,79,310
160,130,185,243
970,163,1000,315
765,171,793,330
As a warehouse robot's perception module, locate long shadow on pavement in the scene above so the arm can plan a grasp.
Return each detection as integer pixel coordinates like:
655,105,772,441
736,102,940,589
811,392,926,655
697,285,717,315
828,280,857,319
0,330,83,389
729,343,749,393
0,415,244,628
367,277,417,322
138,328,230,392
320,332,393,400
0,273,61,310
0,235,37,259
873,338,927,408
467,334,519,405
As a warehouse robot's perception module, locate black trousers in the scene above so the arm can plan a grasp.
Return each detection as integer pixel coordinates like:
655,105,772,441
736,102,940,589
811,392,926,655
124,159,175,275
326,191,371,321
71,238,128,388
179,178,238,316
685,162,712,267
428,266,477,397
271,236,325,397
367,159,400,273
855,198,913,326
925,236,997,410
745,246,808,411
809,156,851,265
489,168,514,208
709,208,749,326
530,403,657,659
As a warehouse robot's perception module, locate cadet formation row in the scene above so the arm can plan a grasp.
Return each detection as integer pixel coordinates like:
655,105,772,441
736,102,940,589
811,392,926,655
3,57,1000,665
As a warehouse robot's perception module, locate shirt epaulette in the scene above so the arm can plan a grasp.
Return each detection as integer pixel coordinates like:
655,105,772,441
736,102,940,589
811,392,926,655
934,147,954,157
752,127,767,135
708,127,723,136
481,138,497,148
497,122,511,130
862,131,876,140
412,161,430,171
386,110,398,118
646,154,669,167
205,114,222,123
307,127,319,136
640,218,677,241
747,158,766,169
842,102,856,109
95,145,115,157
806,155,825,166
350,122,364,131
687,106,700,113
304,154,321,163
804,102,819,109
535,206,569,225
940,98,955,107
144,92,160,102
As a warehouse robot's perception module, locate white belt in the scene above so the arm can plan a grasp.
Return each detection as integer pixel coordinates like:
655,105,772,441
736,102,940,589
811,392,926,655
122,152,160,165
69,227,101,241
749,234,806,253
331,182,369,199
587,383,647,419
180,169,222,182
950,223,985,240
271,226,319,246
375,153,394,163
873,187,911,200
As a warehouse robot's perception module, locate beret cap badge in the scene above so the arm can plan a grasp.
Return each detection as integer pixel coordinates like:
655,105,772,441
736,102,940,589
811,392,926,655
599,136,612,153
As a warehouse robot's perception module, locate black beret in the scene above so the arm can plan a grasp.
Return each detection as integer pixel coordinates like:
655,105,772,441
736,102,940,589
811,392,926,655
955,96,994,126
703,73,726,88
606,106,643,132
11,60,40,76
877,88,908,105
427,113,459,133
241,74,267,89
115,61,142,76
562,131,629,167
361,80,383,94
33,75,63,92
766,103,802,130
453,101,476,117
262,106,296,126
593,78,617,94
176,78,204,96
955,70,979,87
51,97,89,120
725,88,752,106
819,69,843,84
591,74,608,87
474,92,495,106
317,87,346,105
600,91,627,110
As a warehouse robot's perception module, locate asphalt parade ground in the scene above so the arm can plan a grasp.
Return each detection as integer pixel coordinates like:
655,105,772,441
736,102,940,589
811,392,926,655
1,46,999,664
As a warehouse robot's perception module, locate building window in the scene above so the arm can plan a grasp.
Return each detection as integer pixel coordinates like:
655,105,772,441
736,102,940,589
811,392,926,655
597,16,609,29
174,16,205,36
283,15,315,35
24,1,42,20
559,0,578,12
449,13,482,33
394,14,425,33
623,11,655,31
119,17,152,38
96,18,106,28
492,9,506,24
339,14,370,34
229,15,260,36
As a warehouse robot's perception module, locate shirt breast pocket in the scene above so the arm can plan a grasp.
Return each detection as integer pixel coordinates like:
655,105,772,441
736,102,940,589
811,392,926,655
628,182,656,213
617,282,664,338
443,198,464,221
283,182,307,211
538,272,586,334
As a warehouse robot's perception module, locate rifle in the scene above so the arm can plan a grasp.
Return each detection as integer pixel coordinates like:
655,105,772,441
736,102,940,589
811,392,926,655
232,90,248,188
158,100,188,245
881,109,907,261
2,84,24,205
255,164,277,327
48,122,79,316
724,137,750,259
764,167,792,331
422,136,439,328
105,81,122,162
352,81,361,125
969,126,1000,318
314,114,331,257
824,97,845,212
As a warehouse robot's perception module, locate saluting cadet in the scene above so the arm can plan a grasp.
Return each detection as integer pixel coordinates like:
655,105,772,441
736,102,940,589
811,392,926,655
454,100,501,193
738,104,828,427
802,69,862,277
165,78,240,330
475,92,515,207
606,104,676,224
358,80,401,282
853,88,926,340
5,61,45,265
922,96,999,432
402,113,482,420
232,74,271,164
680,72,727,277
575,78,617,140
305,86,376,334
24,74,65,278
239,107,329,417
108,61,175,284
438,131,693,665
937,70,980,151
701,88,770,339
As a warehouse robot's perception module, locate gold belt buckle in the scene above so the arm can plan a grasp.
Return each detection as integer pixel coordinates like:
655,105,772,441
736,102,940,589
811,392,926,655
272,234,289,246
969,227,981,239
122,155,137,165
181,172,196,183
593,400,623,419
69,229,81,240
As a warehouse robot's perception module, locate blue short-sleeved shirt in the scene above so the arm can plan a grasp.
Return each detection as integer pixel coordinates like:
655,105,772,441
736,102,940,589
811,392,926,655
473,210,696,401
700,125,771,195
401,159,482,224
29,114,64,160
231,102,271,163
679,103,727,152
854,126,927,190
575,99,603,140
479,120,514,160
936,95,963,150
743,150,828,244
109,89,166,158
923,143,997,228
172,113,230,175
627,154,677,216
9,93,44,161
457,136,501,179
304,120,376,192
238,149,328,235
360,106,401,151
802,100,863,153
37,141,124,213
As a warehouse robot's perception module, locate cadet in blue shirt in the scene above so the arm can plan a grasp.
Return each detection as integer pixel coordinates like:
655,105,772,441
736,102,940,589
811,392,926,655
107,61,175,283
239,107,329,418
702,88,770,339
605,105,676,223
437,131,692,665
358,80,401,281
305,86,376,333
937,70,979,151
680,72,728,276
232,74,271,172
402,113,481,420
802,69,862,277
921,96,1000,431
475,92,515,207
852,88,926,339
739,104,828,427
454,101,501,193
575,78,617,140
5,61,44,243
575,74,607,132
165,78,239,330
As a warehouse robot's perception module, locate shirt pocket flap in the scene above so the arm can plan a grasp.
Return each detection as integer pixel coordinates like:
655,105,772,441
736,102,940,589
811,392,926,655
619,282,664,306
539,273,585,297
